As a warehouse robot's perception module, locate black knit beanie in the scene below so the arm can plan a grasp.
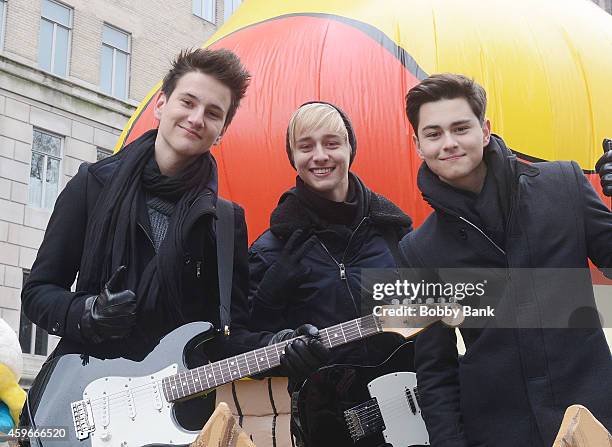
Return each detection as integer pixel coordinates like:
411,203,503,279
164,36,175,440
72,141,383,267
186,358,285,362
285,101,357,169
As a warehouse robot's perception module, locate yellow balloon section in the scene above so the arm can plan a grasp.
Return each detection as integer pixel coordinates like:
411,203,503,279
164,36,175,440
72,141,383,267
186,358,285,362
117,0,612,239
208,0,612,167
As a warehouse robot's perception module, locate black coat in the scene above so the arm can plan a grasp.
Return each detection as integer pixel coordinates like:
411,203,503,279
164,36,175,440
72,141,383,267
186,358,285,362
248,185,414,366
22,152,253,361
399,136,612,447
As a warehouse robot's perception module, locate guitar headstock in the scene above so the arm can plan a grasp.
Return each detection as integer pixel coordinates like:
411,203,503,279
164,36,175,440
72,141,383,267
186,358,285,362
375,303,464,339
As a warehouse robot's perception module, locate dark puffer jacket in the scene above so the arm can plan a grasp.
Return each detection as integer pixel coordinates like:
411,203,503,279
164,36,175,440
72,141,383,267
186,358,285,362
248,184,413,366
399,135,612,447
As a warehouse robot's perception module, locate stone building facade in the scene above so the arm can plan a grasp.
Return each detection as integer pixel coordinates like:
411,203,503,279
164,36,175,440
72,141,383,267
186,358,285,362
0,0,242,386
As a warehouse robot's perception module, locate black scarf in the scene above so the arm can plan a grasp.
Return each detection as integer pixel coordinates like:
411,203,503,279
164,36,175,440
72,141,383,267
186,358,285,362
294,173,366,228
79,129,215,339
141,154,210,202
270,173,369,254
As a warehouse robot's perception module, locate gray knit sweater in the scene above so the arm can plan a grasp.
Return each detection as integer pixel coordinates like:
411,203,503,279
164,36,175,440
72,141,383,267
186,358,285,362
146,195,175,252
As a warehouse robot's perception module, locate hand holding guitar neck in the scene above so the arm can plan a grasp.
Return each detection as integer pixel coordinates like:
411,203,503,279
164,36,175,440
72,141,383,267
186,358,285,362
278,324,330,384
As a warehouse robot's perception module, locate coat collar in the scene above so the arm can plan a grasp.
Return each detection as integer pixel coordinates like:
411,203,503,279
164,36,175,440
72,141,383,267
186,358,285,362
88,151,124,185
489,134,539,179
270,180,412,240
87,130,219,236
513,157,540,178
419,134,539,216
87,129,158,185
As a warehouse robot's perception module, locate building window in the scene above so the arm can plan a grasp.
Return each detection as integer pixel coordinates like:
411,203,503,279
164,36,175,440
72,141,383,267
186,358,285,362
96,146,113,161
28,129,62,210
38,0,72,77
19,270,49,356
193,0,215,23
0,0,7,50
100,24,130,99
223,0,242,22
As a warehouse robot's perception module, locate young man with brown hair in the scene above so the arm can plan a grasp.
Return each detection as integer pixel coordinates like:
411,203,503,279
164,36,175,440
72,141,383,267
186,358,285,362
400,73,612,446
22,48,253,362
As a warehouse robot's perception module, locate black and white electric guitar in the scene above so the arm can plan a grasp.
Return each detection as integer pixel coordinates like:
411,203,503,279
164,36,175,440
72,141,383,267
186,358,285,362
344,371,428,446
295,341,429,447
25,306,460,446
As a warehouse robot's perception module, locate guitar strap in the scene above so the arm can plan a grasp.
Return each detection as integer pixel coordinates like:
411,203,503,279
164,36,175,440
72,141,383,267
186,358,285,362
290,390,307,447
215,198,234,332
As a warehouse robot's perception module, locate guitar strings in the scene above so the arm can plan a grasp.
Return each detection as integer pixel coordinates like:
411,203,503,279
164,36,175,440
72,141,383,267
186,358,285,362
354,407,424,430
347,395,422,426
349,390,420,417
348,407,427,446
82,323,391,413
86,365,226,410
85,349,283,409
84,326,353,408
350,406,421,429
86,363,235,410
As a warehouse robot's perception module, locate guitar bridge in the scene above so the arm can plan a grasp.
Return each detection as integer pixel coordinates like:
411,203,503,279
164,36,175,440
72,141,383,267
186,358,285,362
71,398,95,440
344,407,365,442
344,397,383,442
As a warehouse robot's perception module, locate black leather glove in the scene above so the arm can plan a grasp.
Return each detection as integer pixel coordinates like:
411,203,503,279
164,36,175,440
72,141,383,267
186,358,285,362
596,139,612,197
80,265,138,343
256,229,317,306
273,324,330,384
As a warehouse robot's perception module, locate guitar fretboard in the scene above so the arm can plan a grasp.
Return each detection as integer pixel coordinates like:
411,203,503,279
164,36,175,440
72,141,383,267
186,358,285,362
161,314,382,402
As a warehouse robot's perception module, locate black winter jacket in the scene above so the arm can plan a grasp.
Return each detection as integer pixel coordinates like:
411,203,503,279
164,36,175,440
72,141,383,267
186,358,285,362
399,136,612,447
248,185,413,366
22,150,253,361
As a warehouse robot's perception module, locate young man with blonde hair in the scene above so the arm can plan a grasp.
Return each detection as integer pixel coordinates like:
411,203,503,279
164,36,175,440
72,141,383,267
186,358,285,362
248,101,414,445
400,73,612,446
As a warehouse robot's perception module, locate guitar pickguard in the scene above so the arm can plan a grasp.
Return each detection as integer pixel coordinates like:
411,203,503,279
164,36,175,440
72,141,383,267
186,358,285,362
74,364,199,447
368,372,429,446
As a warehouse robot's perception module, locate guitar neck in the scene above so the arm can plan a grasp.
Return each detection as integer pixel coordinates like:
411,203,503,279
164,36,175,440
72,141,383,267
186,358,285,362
162,314,382,402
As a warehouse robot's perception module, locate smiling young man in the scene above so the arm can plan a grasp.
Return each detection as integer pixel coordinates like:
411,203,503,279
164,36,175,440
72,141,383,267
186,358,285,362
399,74,612,446
22,48,253,364
246,102,413,445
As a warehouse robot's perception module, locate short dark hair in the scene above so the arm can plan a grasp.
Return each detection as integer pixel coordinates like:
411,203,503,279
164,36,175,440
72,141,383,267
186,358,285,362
405,73,487,133
161,48,251,128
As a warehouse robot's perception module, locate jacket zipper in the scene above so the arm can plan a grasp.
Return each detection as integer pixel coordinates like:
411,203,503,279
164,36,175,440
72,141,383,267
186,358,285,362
185,191,214,279
316,217,368,316
317,217,368,280
457,216,506,256
319,240,346,280
339,263,346,280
